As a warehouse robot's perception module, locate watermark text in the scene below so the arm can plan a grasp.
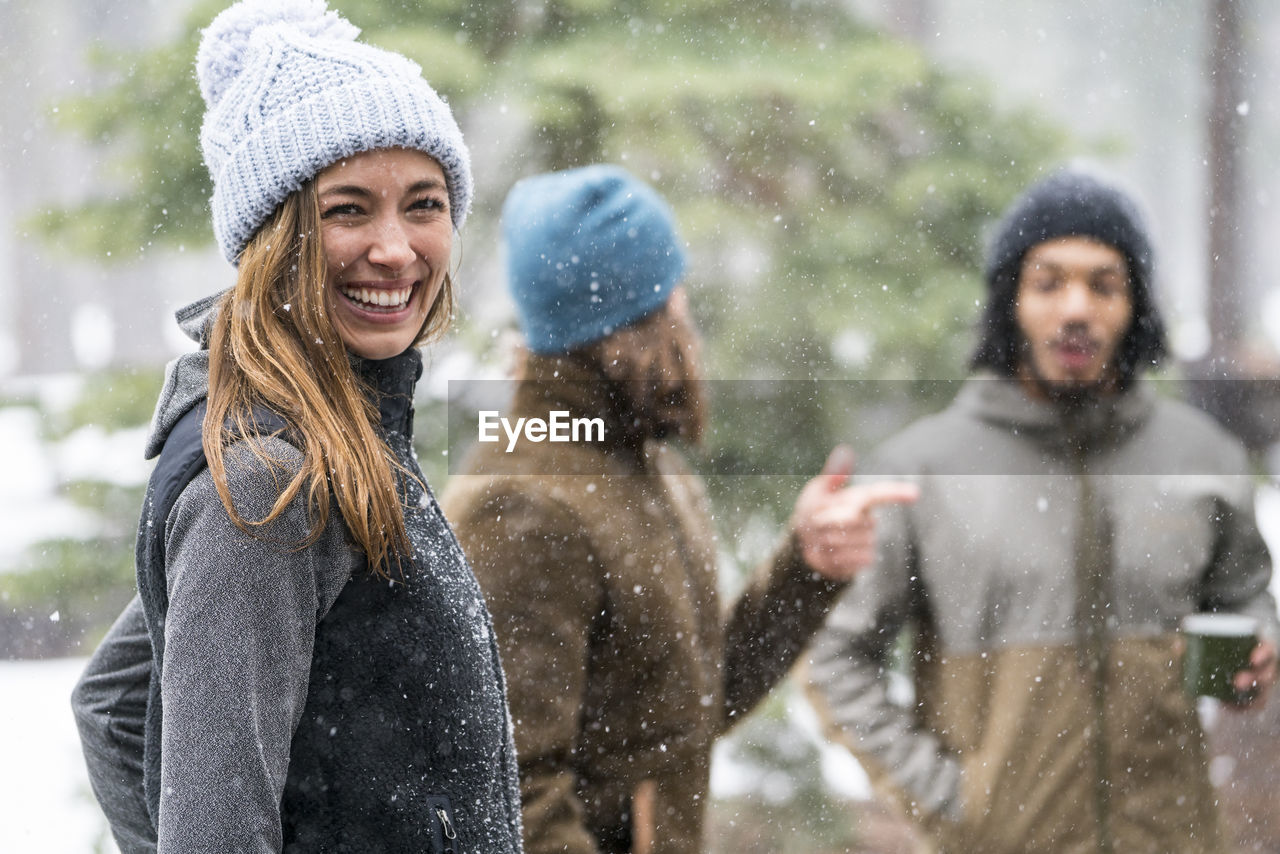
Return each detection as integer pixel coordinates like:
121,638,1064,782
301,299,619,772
478,410,606,452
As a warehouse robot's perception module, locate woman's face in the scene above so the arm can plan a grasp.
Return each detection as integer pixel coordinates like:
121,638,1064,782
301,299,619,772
317,148,453,360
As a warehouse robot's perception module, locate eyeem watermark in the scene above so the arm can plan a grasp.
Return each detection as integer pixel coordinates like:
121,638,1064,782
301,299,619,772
449,378,1274,474
478,410,606,452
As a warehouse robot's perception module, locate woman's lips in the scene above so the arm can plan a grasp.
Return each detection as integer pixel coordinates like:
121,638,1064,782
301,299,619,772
339,282,414,311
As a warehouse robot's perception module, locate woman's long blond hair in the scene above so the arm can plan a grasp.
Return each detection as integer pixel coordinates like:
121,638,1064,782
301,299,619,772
203,179,454,577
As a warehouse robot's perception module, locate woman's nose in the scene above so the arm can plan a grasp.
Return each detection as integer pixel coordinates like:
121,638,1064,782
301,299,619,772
367,218,415,270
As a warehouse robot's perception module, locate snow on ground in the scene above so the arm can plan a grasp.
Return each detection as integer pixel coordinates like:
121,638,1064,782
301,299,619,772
0,408,101,568
53,423,151,489
0,657,117,854
710,688,873,802
0,404,150,571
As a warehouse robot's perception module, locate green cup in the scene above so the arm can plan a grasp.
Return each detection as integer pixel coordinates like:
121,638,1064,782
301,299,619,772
1180,613,1258,704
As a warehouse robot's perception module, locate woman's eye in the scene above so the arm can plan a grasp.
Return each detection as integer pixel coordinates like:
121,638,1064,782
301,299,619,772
410,197,447,212
321,203,362,219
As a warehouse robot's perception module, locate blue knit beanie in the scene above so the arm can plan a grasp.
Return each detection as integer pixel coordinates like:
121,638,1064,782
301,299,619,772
196,0,472,264
502,165,686,354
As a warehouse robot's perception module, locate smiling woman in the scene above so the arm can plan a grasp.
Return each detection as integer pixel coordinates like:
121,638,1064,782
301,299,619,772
318,149,455,360
318,150,455,361
66,1,523,853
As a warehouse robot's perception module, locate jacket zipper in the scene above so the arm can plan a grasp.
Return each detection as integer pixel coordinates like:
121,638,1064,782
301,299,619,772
436,806,457,845
425,795,459,854
1071,442,1113,854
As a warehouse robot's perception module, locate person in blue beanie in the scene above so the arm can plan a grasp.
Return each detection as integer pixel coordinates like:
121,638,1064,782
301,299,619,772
442,164,918,854
68,1,522,851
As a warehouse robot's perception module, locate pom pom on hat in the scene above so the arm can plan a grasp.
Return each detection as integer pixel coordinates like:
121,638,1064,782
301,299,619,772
196,0,357,109
196,0,472,264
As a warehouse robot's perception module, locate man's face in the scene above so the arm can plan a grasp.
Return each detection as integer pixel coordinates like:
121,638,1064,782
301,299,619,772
1014,236,1134,397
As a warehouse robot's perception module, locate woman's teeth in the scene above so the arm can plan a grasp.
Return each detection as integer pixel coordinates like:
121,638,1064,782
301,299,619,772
341,285,412,308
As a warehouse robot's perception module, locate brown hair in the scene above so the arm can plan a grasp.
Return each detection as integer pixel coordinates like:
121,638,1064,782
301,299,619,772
204,180,453,576
570,297,708,445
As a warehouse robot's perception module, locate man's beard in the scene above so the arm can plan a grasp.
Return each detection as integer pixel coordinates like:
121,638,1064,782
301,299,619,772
1019,336,1115,409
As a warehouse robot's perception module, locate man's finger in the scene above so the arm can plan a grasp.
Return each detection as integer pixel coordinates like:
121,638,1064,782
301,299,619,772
854,481,920,509
807,523,877,550
810,482,919,524
816,444,856,492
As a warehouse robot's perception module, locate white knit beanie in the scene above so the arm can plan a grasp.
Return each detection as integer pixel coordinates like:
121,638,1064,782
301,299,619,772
196,0,473,264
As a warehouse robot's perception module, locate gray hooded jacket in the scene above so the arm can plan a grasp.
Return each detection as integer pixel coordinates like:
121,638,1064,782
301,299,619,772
72,295,523,854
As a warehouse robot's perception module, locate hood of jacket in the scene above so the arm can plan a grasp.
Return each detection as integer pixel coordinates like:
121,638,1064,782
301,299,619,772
955,371,1157,457
144,292,422,459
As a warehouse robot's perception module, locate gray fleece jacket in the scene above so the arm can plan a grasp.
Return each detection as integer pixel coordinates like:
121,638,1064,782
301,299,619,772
72,295,523,854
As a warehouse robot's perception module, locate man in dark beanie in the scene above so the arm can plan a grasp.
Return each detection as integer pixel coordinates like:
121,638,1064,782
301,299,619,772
972,169,1167,397
807,168,1278,853
443,164,918,854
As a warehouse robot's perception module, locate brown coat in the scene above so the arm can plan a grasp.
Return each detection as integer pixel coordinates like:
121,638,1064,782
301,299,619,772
807,376,1278,854
443,358,847,854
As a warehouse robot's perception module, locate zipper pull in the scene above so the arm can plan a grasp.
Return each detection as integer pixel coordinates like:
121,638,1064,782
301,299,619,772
436,806,457,840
